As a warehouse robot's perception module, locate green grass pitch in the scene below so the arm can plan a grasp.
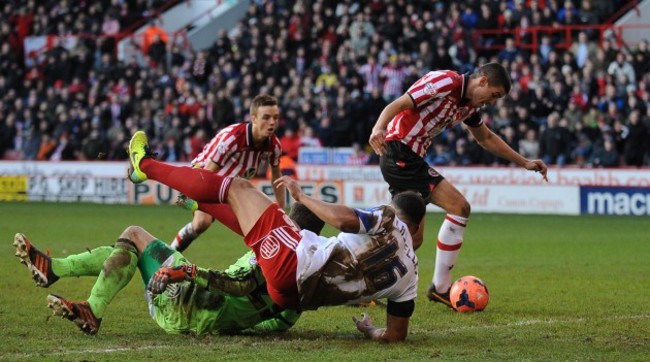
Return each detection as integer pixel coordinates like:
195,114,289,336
0,202,648,361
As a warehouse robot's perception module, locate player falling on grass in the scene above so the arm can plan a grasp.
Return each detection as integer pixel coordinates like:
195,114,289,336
368,62,548,308
127,130,426,342
13,202,324,335
170,94,285,252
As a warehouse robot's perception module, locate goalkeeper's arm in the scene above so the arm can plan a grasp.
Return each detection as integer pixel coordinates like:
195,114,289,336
254,309,301,332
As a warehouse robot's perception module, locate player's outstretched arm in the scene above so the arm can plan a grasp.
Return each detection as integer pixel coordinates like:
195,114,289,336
468,123,548,181
274,176,360,232
352,312,409,342
270,165,286,209
369,94,414,156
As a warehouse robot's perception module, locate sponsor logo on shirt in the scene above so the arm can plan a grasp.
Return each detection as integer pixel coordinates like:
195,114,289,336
424,83,438,96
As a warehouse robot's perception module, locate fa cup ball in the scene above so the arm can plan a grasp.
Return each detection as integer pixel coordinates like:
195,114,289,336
449,275,489,312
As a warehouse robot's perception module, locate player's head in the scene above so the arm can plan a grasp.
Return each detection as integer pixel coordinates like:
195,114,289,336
289,202,325,234
390,191,426,233
250,94,280,140
468,62,511,108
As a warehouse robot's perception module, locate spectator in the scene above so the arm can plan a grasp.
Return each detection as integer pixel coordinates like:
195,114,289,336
37,133,57,161
379,54,408,101
570,31,597,69
519,128,540,160
607,51,636,85
450,138,472,166
142,19,168,58
539,112,572,166
589,137,620,167
300,126,322,148
346,142,369,166
279,127,301,161
81,128,107,161
49,132,77,161
622,109,648,167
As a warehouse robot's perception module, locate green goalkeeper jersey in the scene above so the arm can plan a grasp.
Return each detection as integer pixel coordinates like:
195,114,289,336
144,243,300,335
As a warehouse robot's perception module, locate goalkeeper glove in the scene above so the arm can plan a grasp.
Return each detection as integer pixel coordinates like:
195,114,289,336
147,264,196,294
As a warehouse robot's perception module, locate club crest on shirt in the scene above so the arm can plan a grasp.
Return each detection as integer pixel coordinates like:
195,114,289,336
260,235,280,259
424,83,438,96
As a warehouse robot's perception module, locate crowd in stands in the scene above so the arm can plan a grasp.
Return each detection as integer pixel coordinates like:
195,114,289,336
0,0,648,168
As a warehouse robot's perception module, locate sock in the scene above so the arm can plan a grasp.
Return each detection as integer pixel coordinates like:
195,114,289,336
432,214,468,293
51,246,114,277
141,158,232,203
199,203,243,236
86,240,138,318
170,222,199,250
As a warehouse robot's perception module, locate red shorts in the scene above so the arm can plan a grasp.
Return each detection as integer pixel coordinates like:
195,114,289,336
244,204,301,309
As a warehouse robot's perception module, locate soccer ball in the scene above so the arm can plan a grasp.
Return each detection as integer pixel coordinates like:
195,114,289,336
449,275,490,312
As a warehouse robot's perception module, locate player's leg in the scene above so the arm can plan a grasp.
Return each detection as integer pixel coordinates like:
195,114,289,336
379,141,430,249
47,226,145,335
426,179,471,307
170,210,213,251
128,130,272,236
176,197,244,237
128,131,233,204
14,233,113,287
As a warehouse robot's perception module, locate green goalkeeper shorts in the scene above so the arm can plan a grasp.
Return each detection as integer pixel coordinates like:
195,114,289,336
139,240,197,334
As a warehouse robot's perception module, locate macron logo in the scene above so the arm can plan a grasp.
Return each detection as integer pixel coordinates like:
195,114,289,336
586,192,649,216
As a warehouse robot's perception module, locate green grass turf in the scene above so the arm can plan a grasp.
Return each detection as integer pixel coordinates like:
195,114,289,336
0,202,648,361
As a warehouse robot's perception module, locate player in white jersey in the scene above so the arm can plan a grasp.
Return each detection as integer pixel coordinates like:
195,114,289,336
171,94,285,252
127,130,426,341
368,62,548,308
295,202,419,310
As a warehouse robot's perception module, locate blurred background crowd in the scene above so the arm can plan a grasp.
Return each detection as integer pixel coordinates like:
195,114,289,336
0,0,648,168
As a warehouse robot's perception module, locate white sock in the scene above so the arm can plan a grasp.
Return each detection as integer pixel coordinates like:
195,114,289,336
432,214,468,292
170,222,198,250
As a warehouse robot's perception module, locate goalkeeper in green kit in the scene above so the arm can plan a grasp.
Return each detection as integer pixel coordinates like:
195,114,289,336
14,204,324,336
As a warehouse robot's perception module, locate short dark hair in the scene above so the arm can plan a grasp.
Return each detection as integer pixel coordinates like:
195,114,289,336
250,94,278,115
475,62,511,94
288,202,325,234
391,191,426,226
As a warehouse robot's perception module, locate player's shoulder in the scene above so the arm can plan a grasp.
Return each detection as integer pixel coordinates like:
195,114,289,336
217,123,246,136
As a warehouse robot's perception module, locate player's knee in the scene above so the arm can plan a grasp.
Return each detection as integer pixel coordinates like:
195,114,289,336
460,200,471,217
121,225,146,239
194,217,211,232
451,199,471,218
119,225,152,253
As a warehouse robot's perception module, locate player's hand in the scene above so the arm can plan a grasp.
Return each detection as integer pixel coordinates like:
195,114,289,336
369,128,387,156
147,264,196,294
524,159,548,182
352,313,374,334
274,176,304,202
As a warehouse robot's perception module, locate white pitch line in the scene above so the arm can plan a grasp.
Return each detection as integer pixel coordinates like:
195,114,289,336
411,314,650,334
3,314,649,360
0,344,175,360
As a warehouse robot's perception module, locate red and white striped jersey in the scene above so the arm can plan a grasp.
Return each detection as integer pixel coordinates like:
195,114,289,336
192,123,281,179
385,71,482,157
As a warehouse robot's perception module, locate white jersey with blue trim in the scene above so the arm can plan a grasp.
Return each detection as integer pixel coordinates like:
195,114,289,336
295,205,418,310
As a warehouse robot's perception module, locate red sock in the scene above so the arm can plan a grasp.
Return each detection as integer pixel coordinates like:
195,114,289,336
199,204,243,236
140,158,231,203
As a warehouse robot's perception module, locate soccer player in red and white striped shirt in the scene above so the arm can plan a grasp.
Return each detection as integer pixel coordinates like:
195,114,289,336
171,94,285,252
369,63,548,308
